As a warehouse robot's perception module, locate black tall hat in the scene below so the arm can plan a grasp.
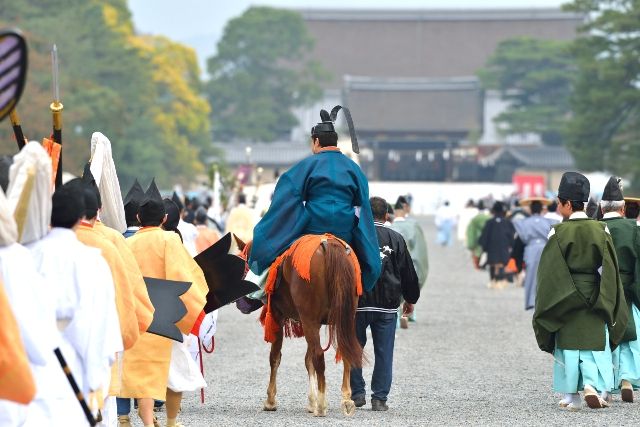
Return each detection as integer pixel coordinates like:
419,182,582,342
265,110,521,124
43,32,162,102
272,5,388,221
311,105,359,154
171,191,184,212
194,233,260,313
142,178,162,205
601,176,624,202
139,178,165,224
80,163,101,212
123,179,144,207
123,179,144,227
558,172,590,202
143,277,191,342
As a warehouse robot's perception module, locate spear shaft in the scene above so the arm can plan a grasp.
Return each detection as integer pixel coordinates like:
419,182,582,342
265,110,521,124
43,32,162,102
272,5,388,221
9,109,25,149
53,348,97,426
50,44,63,188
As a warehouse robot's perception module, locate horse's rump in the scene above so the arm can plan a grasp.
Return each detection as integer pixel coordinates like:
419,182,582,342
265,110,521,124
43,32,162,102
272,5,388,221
259,234,364,367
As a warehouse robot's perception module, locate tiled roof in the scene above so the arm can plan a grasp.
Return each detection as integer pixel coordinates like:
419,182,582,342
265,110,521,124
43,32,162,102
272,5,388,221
344,76,483,135
480,145,575,170
214,142,310,167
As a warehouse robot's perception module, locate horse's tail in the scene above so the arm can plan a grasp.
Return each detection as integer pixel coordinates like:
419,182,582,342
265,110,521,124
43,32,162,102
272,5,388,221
324,239,364,369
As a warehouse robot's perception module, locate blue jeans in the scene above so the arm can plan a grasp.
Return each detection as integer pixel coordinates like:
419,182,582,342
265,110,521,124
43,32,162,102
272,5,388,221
117,398,164,415
116,397,130,415
350,311,397,401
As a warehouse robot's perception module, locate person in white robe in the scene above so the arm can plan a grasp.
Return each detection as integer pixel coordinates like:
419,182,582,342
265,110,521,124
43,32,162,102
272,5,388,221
27,181,122,426
89,132,127,233
0,185,58,426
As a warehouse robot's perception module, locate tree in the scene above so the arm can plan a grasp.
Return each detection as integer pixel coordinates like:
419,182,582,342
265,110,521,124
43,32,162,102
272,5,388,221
0,0,211,188
205,7,327,142
478,37,575,145
563,0,640,183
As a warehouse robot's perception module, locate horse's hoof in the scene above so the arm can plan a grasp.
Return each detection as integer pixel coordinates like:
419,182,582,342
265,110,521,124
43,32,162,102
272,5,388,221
313,406,328,417
263,401,277,411
342,399,356,417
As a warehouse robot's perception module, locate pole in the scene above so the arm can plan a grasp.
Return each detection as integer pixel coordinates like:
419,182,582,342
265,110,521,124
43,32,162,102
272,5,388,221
53,348,97,426
9,109,25,150
50,44,63,188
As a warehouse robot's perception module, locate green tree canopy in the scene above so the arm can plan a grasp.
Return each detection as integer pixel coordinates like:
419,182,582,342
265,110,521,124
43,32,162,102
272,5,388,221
0,0,211,188
205,7,327,142
478,37,575,146
563,0,640,183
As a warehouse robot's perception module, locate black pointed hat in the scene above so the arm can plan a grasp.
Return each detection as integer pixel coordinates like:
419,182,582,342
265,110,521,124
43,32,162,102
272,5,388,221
601,176,624,202
311,105,359,154
194,233,260,313
76,165,101,217
139,178,165,224
558,172,590,202
123,179,144,206
171,191,184,212
142,178,162,205
123,179,144,227
143,277,191,342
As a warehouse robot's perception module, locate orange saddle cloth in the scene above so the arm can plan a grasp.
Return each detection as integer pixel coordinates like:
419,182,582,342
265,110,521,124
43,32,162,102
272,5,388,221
260,234,362,343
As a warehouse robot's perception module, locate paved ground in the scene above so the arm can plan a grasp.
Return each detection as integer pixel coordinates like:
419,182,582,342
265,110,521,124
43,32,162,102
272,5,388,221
141,217,640,426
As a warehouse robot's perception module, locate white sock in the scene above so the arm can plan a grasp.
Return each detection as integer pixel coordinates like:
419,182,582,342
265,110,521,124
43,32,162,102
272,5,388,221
570,393,581,406
560,393,573,404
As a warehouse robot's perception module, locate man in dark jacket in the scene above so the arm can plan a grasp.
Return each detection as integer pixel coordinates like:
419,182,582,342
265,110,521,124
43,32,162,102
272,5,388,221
479,201,515,289
350,197,420,412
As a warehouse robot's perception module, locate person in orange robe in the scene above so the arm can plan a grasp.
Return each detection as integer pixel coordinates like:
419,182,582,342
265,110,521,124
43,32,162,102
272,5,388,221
0,279,36,405
194,207,220,254
120,179,207,427
73,184,140,350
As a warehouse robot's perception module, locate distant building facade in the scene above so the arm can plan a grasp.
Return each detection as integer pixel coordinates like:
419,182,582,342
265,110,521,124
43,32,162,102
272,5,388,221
291,8,582,182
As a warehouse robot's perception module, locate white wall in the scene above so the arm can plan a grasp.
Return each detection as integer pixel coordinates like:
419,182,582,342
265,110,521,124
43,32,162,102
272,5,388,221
245,181,515,216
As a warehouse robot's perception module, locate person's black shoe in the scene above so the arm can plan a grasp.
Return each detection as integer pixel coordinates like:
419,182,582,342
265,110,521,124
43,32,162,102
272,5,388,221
352,395,366,408
371,399,388,411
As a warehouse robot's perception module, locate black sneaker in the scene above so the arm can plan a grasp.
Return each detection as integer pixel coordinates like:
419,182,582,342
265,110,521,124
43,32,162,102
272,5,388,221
371,399,388,411
352,395,366,408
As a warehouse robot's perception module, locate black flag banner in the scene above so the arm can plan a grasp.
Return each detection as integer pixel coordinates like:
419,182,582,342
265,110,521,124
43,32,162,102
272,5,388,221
195,232,259,313
144,277,192,342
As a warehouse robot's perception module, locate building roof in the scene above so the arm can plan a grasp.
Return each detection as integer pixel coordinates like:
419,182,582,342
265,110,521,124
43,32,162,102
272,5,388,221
300,8,582,89
344,76,483,136
479,145,575,170
215,142,310,167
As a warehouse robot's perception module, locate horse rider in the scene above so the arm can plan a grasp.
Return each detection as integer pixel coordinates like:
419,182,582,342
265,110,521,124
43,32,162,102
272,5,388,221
242,106,382,309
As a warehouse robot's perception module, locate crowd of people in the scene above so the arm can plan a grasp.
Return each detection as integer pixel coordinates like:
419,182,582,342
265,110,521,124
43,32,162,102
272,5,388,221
448,173,640,411
0,108,431,424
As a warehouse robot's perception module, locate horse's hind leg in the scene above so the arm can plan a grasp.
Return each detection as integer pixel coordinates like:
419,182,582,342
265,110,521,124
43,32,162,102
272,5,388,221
264,327,283,411
340,361,355,416
306,325,328,417
305,348,317,413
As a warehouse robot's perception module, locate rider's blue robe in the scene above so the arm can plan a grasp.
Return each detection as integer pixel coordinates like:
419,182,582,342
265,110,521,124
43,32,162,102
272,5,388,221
248,148,381,291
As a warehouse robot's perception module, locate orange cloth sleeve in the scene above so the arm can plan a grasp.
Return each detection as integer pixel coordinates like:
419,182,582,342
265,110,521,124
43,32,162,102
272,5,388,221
95,222,154,333
0,280,36,404
77,226,140,350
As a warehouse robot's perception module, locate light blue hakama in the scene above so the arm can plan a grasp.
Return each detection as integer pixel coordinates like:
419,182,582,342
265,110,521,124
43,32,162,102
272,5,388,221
553,328,613,393
613,304,640,389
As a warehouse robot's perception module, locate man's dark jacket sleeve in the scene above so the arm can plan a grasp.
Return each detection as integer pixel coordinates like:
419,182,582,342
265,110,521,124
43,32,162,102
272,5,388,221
398,237,420,304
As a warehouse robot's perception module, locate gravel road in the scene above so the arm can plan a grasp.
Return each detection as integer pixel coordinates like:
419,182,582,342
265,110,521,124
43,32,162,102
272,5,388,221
135,217,640,426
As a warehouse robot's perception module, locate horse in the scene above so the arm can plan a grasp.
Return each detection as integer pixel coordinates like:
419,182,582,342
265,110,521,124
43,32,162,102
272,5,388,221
242,235,363,417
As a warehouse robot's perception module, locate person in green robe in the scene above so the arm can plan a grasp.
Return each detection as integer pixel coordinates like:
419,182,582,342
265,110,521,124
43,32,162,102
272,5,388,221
599,176,640,403
391,196,428,325
466,200,490,271
533,172,628,411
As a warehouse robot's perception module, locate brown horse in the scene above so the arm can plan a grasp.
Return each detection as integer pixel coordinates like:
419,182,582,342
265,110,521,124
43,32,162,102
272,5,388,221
245,235,363,417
